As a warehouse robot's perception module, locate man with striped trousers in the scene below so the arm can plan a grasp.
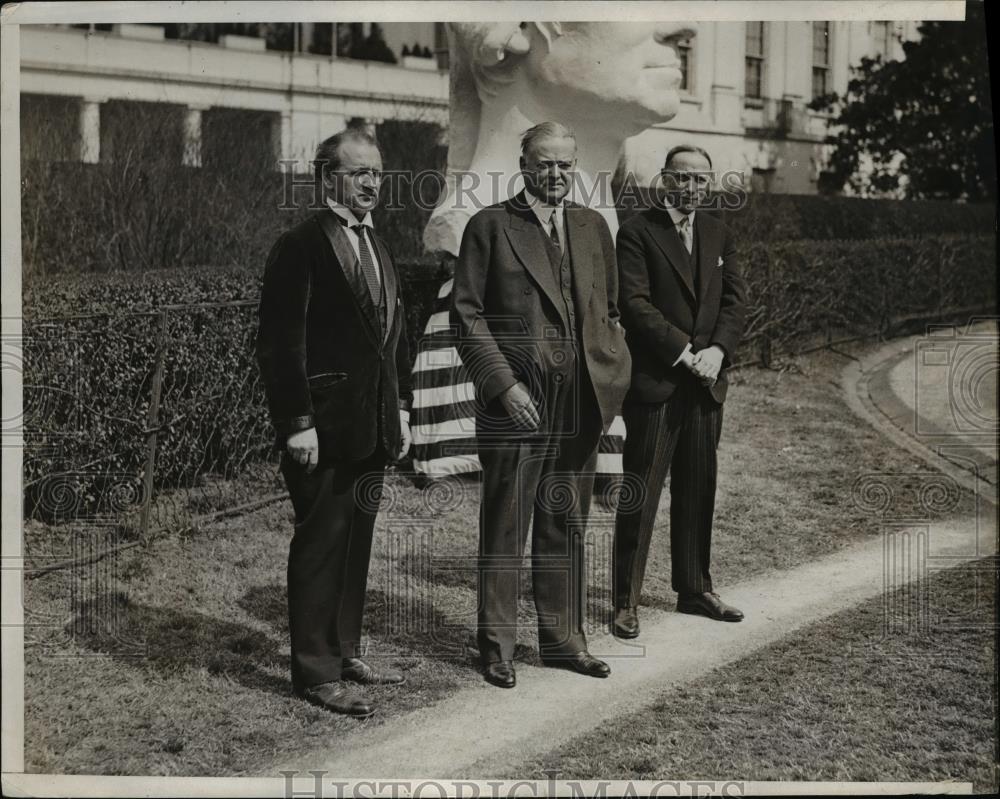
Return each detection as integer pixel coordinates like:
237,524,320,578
612,144,748,639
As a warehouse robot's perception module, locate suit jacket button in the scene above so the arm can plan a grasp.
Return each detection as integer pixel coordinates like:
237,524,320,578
523,287,532,294
610,346,617,353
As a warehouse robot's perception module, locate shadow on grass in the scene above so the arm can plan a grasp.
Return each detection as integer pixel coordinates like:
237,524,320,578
236,582,527,670
69,594,292,697
239,582,286,630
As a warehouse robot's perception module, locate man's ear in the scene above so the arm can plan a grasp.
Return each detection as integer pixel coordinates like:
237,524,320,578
320,168,336,194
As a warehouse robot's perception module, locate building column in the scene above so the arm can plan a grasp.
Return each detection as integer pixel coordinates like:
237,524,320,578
278,111,292,162
78,97,102,164
268,111,294,170
182,105,207,167
711,22,744,131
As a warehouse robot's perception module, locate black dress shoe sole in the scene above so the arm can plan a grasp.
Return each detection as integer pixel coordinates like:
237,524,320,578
541,660,611,678
484,672,516,688
677,604,743,622
613,626,640,639
342,674,408,687
302,695,375,718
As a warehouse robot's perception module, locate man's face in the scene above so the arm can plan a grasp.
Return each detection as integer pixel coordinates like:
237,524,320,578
524,22,697,134
324,139,383,216
520,135,577,205
660,150,713,214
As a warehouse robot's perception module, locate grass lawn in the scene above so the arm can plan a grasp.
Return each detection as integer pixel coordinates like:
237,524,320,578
21,342,981,776
503,558,997,793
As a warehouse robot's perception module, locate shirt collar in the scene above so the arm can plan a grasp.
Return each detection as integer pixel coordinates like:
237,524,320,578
525,190,564,227
665,204,694,228
326,197,375,230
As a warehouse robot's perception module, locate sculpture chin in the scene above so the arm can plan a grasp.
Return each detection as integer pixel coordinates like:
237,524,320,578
540,79,681,135
423,208,471,258
630,69,684,124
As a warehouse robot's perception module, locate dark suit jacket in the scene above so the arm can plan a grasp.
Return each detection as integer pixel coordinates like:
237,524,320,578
618,207,747,404
450,191,632,430
255,209,412,462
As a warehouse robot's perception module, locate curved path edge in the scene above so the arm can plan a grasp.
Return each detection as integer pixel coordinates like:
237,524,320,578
273,331,997,780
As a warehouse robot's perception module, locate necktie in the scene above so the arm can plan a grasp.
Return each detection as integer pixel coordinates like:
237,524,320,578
548,213,562,253
678,215,693,255
352,224,383,307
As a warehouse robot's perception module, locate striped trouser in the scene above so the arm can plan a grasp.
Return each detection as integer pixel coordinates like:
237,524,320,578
613,381,724,605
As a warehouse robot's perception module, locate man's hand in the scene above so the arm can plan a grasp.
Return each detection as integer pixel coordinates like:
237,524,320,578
500,382,540,431
677,345,697,372
399,412,412,460
286,427,319,473
691,345,725,385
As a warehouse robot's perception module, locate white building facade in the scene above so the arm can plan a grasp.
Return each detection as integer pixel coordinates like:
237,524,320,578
19,20,919,191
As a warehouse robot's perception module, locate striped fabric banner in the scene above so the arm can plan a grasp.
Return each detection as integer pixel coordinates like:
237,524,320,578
411,278,626,480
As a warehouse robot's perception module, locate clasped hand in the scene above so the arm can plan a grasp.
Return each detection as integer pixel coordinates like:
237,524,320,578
687,345,725,386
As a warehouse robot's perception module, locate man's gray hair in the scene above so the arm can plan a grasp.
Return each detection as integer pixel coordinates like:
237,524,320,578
314,127,380,180
664,144,713,170
520,121,576,158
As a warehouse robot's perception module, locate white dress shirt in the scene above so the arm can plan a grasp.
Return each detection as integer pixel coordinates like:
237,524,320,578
324,198,406,423
326,198,382,287
665,203,696,366
526,191,566,248
667,204,695,254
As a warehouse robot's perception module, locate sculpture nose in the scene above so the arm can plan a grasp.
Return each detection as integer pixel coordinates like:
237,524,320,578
654,22,697,44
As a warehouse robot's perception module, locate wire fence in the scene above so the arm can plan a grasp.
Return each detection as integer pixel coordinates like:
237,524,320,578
23,301,275,575
19,231,996,578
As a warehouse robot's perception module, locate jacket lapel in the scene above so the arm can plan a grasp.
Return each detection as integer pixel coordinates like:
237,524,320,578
647,211,696,302
504,195,567,325
316,211,381,347
373,234,397,343
564,205,593,314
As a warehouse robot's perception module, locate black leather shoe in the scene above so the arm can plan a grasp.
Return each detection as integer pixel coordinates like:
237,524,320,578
341,657,406,686
300,681,374,718
544,650,611,678
484,660,516,688
613,606,640,639
677,592,744,622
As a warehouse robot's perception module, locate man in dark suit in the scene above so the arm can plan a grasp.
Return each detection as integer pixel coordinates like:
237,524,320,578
255,128,411,717
451,122,632,688
612,144,747,639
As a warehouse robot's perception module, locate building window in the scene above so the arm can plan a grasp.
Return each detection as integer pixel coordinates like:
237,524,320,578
745,22,766,102
871,20,893,60
677,36,694,92
812,21,831,100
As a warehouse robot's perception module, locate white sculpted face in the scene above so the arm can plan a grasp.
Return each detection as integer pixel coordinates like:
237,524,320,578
523,22,697,132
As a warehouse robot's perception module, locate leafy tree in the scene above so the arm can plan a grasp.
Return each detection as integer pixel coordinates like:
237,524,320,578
811,3,995,201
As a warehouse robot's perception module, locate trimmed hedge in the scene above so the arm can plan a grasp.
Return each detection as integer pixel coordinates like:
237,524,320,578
22,229,995,522
23,259,446,366
23,155,996,277
724,193,995,242
736,233,996,364
615,187,996,242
